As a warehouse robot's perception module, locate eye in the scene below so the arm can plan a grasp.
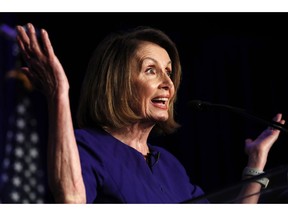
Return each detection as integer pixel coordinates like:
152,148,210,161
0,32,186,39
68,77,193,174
166,70,173,77
146,67,156,74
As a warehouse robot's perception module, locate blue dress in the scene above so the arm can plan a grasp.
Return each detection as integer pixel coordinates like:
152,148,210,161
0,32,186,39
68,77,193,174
75,127,208,203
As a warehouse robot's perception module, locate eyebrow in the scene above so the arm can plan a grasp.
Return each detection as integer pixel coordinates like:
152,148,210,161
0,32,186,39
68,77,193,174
140,57,172,67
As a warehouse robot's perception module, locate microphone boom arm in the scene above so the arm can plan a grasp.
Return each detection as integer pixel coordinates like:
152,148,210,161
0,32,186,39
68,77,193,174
189,100,288,134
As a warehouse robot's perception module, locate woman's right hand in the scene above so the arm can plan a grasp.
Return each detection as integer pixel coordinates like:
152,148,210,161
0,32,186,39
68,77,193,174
16,23,69,101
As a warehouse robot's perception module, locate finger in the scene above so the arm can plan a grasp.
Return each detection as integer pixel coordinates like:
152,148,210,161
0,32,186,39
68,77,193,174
19,67,35,81
268,113,284,132
19,67,42,91
40,28,55,57
16,35,31,63
16,34,25,53
16,25,33,55
26,23,43,56
16,25,30,47
16,25,34,63
273,113,282,122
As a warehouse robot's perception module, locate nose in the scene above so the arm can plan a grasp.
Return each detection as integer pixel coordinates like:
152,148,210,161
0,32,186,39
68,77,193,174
159,72,174,90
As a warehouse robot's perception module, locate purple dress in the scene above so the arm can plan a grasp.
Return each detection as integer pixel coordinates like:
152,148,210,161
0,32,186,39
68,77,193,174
75,127,208,203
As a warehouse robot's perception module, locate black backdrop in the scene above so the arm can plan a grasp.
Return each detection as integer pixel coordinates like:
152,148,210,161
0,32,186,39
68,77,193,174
2,12,288,203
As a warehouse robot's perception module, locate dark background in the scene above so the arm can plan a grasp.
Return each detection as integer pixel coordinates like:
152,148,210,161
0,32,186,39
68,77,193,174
2,12,288,203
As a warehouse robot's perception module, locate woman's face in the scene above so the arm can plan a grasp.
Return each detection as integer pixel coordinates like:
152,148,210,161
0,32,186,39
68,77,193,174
132,42,175,123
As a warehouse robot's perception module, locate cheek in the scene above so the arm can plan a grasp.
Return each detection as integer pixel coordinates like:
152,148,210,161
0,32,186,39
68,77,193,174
140,92,153,108
136,81,155,99
138,88,155,113
131,86,152,113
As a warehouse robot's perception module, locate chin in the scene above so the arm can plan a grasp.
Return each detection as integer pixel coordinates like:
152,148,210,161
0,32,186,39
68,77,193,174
154,115,169,122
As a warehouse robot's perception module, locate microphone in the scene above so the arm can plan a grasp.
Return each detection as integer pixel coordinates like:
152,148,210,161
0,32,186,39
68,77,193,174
188,100,288,134
146,152,160,168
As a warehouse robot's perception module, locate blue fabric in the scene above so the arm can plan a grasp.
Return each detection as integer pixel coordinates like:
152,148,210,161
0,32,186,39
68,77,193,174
75,128,208,203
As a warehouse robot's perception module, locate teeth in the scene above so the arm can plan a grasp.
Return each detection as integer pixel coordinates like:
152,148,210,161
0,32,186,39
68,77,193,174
153,97,168,101
152,97,169,104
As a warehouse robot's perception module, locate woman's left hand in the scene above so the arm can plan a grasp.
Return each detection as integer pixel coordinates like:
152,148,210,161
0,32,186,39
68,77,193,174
244,113,285,169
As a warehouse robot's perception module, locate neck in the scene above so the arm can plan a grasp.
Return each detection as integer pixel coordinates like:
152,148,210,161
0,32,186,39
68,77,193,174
104,124,153,156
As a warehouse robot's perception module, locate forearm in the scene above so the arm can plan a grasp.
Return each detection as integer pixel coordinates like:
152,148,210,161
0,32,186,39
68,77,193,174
237,152,268,203
237,179,262,203
47,92,86,203
16,22,86,203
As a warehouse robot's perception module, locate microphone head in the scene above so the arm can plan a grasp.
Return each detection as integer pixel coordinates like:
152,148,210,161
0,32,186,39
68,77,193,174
188,100,212,111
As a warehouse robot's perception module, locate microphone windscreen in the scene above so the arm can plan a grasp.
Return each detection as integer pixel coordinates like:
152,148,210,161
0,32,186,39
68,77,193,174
188,100,211,111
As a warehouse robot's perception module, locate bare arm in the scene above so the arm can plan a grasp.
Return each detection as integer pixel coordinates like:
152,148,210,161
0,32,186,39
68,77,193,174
16,23,86,203
237,113,285,203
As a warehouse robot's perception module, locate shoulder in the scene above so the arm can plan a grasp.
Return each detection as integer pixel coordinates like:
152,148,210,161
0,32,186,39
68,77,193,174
74,127,112,156
75,127,109,145
75,127,126,158
75,127,102,140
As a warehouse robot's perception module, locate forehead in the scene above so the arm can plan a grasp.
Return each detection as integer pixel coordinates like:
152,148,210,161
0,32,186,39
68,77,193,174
135,41,170,59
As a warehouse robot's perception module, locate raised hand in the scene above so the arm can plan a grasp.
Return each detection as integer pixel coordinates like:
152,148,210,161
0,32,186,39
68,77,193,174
16,23,69,100
245,113,285,169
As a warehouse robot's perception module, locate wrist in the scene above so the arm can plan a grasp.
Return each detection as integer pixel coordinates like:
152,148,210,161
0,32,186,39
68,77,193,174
242,166,269,189
47,90,70,105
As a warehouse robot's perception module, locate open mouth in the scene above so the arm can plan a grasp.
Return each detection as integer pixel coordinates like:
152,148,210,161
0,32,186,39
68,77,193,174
151,97,168,106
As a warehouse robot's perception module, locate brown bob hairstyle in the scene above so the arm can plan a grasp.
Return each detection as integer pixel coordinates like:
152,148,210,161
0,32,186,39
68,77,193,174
77,26,182,134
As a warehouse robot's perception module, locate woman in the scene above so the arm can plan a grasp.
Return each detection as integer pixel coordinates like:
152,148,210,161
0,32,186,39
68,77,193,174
15,23,285,203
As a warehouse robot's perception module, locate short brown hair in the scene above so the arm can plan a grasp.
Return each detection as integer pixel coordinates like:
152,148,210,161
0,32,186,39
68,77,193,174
77,26,182,134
